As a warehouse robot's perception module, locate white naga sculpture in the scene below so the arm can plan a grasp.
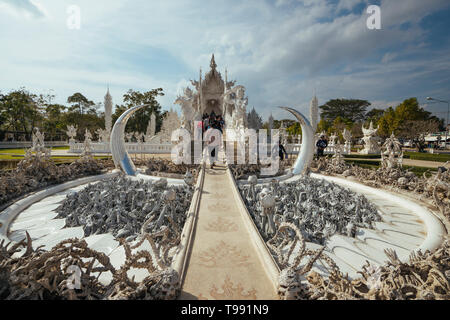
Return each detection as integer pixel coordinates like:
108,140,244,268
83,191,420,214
360,121,380,155
66,125,78,144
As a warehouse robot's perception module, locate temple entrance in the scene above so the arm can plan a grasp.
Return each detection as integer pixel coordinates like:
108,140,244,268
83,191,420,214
204,99,222,116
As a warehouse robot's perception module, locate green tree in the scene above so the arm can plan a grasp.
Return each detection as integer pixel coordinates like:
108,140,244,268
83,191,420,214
42,104,67,140
377,98,439,138
112,88,165,134
0,88,44,138
377,107,398,137
67,93,96,115
320,99,371,123
65,93,103,140
365,108,385,125
317,119,332,134
286,122,302,136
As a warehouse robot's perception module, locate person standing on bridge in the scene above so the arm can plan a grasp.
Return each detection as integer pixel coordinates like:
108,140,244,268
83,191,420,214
204,128,221,169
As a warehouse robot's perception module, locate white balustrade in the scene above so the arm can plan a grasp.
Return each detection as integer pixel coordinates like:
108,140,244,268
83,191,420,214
69,142,173,154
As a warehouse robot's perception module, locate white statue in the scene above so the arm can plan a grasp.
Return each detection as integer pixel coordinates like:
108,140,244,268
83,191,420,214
136,132,145,144
360,121,380,155
66,125,78,144
343,128,352,154
381,132,403,169
125,132,134,143
83,129,93,156
32,128,45,153
329,132,338,147
174,87,196,134
223,85,248,130
96,128,110,143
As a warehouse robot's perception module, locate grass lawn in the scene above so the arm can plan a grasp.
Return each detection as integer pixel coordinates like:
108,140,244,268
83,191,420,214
0,146,70,154
344,159,437,177
404,152,450,163
345,151,450,163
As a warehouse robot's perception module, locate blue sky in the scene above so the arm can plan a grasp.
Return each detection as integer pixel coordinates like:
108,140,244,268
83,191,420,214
0,0,449,122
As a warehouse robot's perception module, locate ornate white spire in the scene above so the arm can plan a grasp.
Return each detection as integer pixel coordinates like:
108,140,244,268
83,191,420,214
309,94,318,133
268,113,274,130
210,54,217,71
104,86,113,136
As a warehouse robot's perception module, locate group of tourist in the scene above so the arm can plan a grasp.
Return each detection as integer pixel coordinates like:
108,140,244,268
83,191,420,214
201,112,225,134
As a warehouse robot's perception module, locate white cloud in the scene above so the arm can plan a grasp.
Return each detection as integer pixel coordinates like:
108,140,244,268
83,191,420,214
0,0,449,122
0,0,48,18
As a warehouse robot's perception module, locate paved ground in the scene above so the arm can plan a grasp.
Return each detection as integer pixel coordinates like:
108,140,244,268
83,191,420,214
179,163,278,300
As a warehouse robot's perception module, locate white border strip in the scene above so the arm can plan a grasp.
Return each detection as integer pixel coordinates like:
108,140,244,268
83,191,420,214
0,172,119,243
310,173,447,254
172,163,205,283
226,166,281,290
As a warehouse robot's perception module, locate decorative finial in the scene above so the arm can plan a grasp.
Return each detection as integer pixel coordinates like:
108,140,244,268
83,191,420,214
210,54,217,70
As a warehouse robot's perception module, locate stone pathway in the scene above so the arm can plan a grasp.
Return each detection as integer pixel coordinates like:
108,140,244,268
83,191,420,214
179,164,278,300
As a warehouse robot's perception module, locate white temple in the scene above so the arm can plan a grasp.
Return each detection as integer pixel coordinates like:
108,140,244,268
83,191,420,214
175,54,248,135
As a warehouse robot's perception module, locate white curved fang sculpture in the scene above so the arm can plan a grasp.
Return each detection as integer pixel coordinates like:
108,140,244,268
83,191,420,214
110,104,149,175
280,107,315,175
